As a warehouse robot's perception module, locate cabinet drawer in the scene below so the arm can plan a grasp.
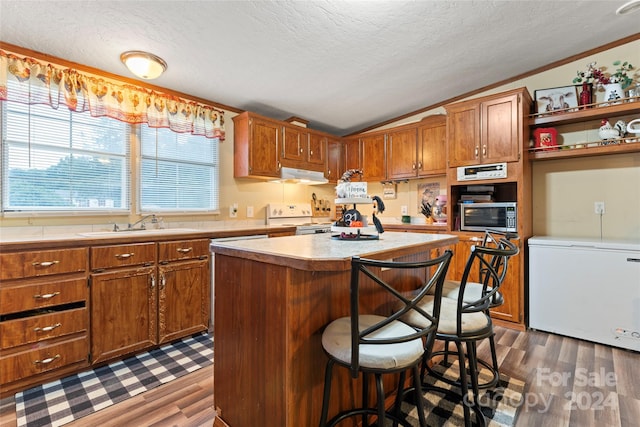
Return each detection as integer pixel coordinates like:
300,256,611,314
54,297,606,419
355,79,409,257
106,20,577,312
0,307,88,349
0,248,88,280
0,278,87,315
0,335,88,384
158,239,209,263
91,242,156,270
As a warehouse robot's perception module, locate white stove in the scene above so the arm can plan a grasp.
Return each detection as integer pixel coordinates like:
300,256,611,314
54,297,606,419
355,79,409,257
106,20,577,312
266,203,332,235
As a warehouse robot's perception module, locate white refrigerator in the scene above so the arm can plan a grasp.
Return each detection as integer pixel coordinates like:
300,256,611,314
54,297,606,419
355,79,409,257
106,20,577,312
528,236,640,352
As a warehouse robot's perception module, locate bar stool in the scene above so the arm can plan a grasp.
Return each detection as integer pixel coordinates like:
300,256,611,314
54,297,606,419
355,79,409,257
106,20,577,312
318,250,452,427
401,236,519,426
438,230,518,389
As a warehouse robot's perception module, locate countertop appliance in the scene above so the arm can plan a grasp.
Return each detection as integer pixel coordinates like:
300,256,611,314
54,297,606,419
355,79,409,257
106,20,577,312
266,202,332,235
528,236,640,351
460,202,517,233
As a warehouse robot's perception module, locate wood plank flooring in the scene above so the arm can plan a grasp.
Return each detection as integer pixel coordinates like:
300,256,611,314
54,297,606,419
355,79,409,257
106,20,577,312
1,326,639,426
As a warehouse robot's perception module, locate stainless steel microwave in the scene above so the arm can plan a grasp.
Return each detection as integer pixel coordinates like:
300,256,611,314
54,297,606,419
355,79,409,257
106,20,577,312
460,202,517,232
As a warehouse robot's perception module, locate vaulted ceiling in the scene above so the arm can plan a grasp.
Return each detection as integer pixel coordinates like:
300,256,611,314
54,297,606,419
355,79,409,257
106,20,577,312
0,1,638,135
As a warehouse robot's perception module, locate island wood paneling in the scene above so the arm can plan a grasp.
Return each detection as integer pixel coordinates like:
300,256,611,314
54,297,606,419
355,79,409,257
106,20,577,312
214,250,435,427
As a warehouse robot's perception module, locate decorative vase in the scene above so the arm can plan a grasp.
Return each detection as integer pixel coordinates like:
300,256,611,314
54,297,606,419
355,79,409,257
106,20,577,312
579,83,592,108
603,83,623,106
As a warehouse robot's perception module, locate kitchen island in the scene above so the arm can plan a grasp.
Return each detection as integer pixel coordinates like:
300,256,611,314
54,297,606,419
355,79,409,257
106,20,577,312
210,231,457,426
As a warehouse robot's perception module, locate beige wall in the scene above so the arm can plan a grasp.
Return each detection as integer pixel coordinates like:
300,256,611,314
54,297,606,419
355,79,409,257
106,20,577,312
1,40,639,240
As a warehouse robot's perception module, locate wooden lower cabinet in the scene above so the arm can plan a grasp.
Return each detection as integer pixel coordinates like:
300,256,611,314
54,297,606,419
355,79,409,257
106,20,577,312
450,234,522,324
90,266,158,364
0,247,90,397
0,235,214,396
158,239,210,344
90,239,210,364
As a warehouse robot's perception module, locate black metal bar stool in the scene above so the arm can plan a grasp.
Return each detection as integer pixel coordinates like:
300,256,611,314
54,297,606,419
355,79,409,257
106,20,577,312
318,250,452,427
401,235,519,426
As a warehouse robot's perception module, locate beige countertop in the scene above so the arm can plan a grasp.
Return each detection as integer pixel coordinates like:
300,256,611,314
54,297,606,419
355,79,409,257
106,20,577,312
210,231,458,271
0,224,296,251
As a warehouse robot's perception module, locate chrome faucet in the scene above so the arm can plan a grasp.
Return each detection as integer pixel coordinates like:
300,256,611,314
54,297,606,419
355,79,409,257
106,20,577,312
126,214,158,231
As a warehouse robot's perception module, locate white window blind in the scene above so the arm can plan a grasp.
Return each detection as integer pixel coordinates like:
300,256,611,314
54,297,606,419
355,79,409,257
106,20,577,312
139,125,219,213
2,97,130,212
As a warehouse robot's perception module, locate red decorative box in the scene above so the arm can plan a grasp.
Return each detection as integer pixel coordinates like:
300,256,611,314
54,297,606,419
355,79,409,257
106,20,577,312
534,128,558,151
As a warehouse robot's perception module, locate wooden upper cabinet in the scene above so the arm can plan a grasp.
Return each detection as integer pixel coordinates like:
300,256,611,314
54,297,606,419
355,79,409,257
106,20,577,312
233,112,281,179
343,137,361,177
418,115,447,176
446,100,481,167
387,128,418,180
360,133,386,182
446,88,529,168
325,138,343,183
307,132,326,169
281,125,308,165
282,126,326,172
386,115,447,180
481,92,521,165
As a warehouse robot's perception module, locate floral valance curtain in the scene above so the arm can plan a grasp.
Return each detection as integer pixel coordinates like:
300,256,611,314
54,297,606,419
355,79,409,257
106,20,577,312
0,50,225,140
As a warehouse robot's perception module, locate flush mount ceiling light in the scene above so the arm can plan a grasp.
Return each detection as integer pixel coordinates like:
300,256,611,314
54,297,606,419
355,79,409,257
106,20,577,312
616,0,640,15
120,50,167,79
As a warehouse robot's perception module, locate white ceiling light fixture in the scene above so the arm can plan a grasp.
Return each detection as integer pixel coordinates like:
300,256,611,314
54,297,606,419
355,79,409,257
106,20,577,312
120,50,167,79
616,0,640,15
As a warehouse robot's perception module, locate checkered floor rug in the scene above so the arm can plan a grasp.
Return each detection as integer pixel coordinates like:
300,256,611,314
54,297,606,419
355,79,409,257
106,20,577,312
15,332,213,427
401,359,525,426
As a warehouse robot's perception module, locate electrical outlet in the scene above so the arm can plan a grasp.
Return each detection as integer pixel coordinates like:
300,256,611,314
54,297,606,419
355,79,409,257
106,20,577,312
401,205,408,215
594,201,605,215
247,206,254,218
230,203,238,218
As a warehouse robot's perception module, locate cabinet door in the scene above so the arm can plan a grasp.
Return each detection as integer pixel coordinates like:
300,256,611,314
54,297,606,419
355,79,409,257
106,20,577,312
446,101,481,167
418,116,447,176
360,134,386,182
387,128,418,180
481,92,521,164
343,138,361,174
249,117,281,178
488,249,521,323
281,125,307,164
307,132,326,169
158,259,209,344
90,266,157,364
325,139,342,182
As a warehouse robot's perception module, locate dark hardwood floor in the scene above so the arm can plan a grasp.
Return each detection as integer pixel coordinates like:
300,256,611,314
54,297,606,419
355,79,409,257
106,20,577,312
1,326,639,426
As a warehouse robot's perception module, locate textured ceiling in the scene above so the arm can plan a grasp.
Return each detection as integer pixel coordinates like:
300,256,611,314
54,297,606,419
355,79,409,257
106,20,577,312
0,1,638,135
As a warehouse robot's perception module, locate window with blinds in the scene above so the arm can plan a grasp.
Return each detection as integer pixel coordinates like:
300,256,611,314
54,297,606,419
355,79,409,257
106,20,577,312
1,100,130,212
139,125,219,213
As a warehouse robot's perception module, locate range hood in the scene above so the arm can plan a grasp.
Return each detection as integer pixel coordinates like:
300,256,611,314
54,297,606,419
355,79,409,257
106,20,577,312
270,167,328,185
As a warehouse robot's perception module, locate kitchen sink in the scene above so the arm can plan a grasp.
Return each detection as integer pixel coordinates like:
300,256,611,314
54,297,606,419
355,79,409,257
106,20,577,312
77,228,201,237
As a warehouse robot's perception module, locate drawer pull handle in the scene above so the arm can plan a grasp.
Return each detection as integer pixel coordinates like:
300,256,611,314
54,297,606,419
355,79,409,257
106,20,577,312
115,252,135,259
34,291,60,300
34,323,62,333
32,260,60,267
177,247,193,254
628,258,640,263
34,354,60,365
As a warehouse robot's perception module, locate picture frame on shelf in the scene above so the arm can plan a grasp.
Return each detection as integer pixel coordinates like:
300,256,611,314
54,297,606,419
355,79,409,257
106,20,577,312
534,85,580,114
533,127,559,151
